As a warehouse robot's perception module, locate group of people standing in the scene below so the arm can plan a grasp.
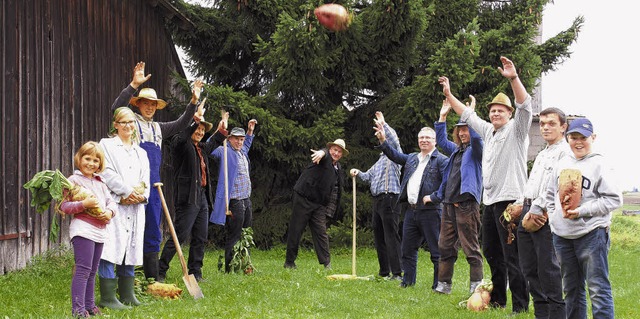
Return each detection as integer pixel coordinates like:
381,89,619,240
59,55,622,319
294,56,621,319
60,62,257,317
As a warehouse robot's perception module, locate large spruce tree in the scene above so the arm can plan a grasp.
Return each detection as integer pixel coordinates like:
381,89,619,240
165,0,582,248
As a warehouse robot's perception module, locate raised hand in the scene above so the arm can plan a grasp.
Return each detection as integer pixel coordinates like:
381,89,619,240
440,99,451,118
195,97,207,121
438,76,452,97
217,111,229,132
310,149,325,164
374,121,386,143
466,95,476,111
248,119,258,131
131,62,151,89
498,56,518,80
191,78,204,104
374,111,385,126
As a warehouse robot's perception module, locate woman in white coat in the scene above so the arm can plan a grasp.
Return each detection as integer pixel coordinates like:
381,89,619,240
98,107,150,309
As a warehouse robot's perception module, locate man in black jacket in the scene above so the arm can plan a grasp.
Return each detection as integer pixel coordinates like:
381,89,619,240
158,107,227,282
284,139,348,270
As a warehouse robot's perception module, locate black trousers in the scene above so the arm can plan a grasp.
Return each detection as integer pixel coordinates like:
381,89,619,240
482,201,529,312
285,192,330,266
517,204,565,319
372,193,402,277
224,198,253,272
159,188,209,277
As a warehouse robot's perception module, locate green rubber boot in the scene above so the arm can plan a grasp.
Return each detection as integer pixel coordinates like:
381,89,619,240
118,276,142,306
98,277,130,310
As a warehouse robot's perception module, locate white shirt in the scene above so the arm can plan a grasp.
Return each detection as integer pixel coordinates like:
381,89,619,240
522,139,570,215
462,95,532,205
407,151,431,205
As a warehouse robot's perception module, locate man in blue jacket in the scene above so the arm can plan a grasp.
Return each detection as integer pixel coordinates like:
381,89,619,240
375,123,448,289
209,120,257,273
429,98,484,295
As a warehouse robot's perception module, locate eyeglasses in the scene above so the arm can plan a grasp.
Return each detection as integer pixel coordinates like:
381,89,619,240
116,121,135,126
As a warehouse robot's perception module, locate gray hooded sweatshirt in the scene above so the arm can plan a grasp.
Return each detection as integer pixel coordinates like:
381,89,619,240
545,152,622,239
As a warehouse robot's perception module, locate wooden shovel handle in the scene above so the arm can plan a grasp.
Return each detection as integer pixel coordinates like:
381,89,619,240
223,140,231,216
154,182,189,276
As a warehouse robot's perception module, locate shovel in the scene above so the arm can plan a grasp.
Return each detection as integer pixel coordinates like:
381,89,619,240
154,182,204,299
326,176,372,281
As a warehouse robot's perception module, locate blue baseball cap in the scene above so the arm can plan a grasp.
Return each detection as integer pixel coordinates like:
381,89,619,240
567,118,593,137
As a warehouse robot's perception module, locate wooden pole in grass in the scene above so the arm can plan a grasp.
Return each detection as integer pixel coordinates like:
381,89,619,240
352,175,356,276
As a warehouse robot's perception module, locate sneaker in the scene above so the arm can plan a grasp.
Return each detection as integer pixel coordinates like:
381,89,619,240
193,274,204,282
284,261,297,269
157,273,166,283
434,281,452,294
388,275,403,281
469,280,482,294
323,262,332,270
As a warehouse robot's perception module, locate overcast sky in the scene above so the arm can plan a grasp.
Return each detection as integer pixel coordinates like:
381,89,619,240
178,0,639,191
541,0,639,191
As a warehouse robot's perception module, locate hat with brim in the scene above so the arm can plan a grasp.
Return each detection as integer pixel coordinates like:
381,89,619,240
326,138,349,156
199,120,213,133
229,127,246,137
455,120,468,126
486,92,514,112
129,88,168,110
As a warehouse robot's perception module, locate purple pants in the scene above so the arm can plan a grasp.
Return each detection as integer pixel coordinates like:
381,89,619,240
71,236,103,316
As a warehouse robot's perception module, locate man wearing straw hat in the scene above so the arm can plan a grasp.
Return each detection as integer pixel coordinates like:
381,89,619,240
157,105,227,283
438,56,531,313
110,62,203,281
208,119,258,273
284,139,348,270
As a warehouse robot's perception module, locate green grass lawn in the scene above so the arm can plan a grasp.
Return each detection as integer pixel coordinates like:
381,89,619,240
1,207,639,319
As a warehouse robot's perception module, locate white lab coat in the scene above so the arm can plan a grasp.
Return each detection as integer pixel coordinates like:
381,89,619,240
99,136,150,266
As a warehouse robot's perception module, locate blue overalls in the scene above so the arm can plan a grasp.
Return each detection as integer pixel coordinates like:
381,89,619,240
136,120,163,254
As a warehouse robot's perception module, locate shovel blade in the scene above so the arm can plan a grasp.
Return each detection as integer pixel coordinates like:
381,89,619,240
183,274,204,299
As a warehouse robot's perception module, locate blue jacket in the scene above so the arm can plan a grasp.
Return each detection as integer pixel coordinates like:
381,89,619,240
432,121,483,204
208,134,254,225
379,141,448,210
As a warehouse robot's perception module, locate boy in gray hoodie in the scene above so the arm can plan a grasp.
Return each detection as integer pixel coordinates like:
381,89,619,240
545,117,622,319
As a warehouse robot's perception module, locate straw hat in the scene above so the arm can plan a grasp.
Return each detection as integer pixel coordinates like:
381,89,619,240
200,120,213,133
326,139,349,156
486,92,513,112
129,88,168,110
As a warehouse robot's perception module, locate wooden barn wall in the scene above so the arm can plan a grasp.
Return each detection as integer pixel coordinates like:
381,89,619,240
1,0,187,274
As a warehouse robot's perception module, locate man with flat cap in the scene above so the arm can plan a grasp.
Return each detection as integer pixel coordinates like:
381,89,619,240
284,139,348,270
209,120,258,273
157,105,227,282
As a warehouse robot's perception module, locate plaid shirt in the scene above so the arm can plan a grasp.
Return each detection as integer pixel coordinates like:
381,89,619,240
230,150,251,199
358,123,402,196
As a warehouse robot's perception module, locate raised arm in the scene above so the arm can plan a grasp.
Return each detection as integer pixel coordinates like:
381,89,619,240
157,79,203,138
498,56,528,104
438,76,470,116
374,121,408,165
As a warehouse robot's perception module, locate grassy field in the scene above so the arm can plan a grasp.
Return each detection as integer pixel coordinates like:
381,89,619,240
1,200,639,319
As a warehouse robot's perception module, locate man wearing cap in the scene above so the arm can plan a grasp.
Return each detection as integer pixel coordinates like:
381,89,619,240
515,107,569,318
157,105,228,282
110,62,203,280
438,56,530,313
350,111,403,281
430,98,484,295
284,139,347,269
374,123,448,289
209,120,258,273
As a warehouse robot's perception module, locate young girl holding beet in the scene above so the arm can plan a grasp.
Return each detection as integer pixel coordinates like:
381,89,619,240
59,141,118,318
